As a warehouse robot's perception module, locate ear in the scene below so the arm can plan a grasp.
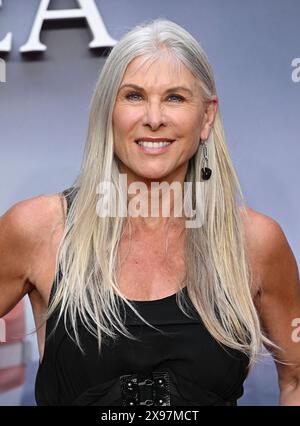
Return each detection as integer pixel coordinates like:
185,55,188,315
200,95,218,141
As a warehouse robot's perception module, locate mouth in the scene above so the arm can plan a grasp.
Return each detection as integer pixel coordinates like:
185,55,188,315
134,138,175,154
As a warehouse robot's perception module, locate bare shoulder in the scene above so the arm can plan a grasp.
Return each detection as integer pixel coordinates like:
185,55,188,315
0,191,66,317
239,205,295,294
1,191,66,286
1,194,61,241
239,205,287,258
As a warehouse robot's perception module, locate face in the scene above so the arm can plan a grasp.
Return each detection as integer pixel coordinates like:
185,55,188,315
112,54,217,185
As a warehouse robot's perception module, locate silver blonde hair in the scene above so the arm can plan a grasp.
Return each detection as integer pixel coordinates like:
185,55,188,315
46,18,280,369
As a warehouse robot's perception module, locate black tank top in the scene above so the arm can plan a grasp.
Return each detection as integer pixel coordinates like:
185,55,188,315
35,187,250,406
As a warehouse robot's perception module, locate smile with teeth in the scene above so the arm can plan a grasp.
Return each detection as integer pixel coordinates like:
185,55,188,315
136,141,173,148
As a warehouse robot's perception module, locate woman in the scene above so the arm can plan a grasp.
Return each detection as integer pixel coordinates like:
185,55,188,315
0,19,299,406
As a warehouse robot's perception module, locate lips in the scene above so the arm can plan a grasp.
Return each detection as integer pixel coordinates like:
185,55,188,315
135,137,175,143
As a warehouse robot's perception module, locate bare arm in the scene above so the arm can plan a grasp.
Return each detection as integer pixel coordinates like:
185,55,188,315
251,213,300,405
0,201,36,318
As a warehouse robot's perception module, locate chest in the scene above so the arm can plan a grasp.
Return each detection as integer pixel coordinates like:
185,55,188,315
116,234,187,301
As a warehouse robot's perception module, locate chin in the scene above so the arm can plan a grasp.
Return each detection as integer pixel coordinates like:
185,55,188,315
137,170,171,182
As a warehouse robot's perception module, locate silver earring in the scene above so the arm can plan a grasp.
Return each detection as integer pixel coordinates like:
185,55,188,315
200,140,212,180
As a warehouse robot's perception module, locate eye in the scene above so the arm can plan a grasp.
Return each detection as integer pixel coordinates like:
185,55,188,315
167,94,185,102
123,91,185,102
125,91,143,101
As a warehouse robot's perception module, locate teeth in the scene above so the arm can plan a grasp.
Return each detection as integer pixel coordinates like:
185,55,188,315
137,141,172,148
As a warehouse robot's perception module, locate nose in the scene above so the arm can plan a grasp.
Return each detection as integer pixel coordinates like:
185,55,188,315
142,101,166,130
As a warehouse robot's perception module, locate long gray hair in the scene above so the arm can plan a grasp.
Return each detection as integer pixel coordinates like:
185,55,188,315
47,18,279,369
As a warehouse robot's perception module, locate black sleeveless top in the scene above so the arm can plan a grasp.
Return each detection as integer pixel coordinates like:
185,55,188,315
35,187,250,406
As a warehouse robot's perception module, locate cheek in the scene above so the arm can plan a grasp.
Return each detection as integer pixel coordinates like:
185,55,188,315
173,108,202,133
113,107,140,137
176,114,202,156
177,118,202,147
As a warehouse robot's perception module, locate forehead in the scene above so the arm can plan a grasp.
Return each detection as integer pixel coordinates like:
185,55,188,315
120,54,200,92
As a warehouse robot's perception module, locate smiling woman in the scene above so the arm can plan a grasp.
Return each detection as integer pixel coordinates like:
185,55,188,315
0,18,299,406
112,53,217,184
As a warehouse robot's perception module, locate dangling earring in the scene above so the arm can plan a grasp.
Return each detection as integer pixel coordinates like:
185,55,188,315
200,139,212,180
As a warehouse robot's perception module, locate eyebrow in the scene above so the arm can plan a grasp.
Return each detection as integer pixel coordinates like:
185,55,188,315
118,83,193,96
